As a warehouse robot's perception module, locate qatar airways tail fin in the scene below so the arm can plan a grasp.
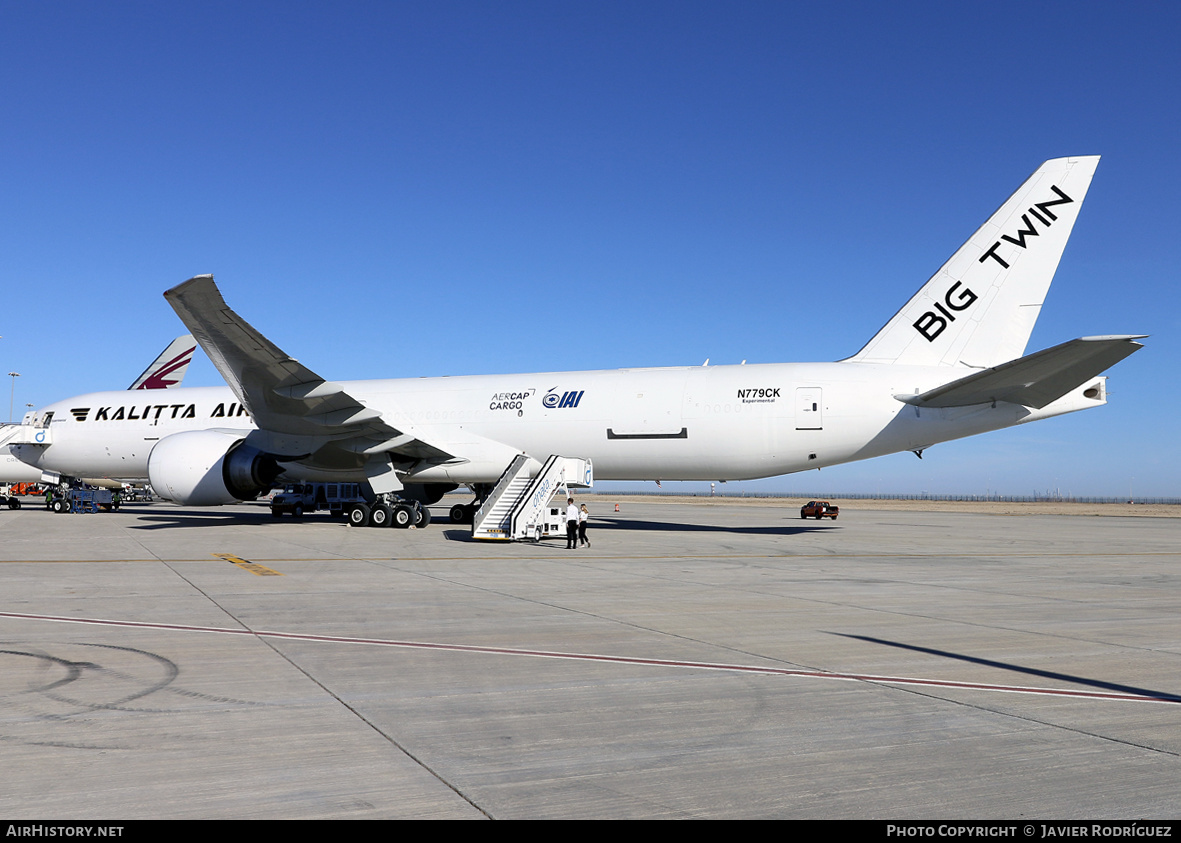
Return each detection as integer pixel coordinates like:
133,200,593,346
847,156,1100,369
127,335,197,390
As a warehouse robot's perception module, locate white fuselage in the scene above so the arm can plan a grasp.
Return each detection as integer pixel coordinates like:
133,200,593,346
12,361,1101,487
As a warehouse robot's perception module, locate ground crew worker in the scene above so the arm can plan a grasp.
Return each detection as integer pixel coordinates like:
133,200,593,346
566,497,578,549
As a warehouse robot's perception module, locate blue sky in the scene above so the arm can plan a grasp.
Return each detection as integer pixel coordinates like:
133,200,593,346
1,2,1176,497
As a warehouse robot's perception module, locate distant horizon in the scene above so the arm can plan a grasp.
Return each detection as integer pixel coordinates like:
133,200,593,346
572,483,1178,504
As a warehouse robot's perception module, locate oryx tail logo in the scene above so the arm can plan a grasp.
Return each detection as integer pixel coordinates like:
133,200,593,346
135,345,196,389
542,387,584,409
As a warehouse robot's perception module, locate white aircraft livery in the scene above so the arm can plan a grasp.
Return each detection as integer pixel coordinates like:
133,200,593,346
1,334,197,486
10,157,1142,515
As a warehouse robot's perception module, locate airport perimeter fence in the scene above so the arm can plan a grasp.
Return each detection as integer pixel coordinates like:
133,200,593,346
586,490,1181,505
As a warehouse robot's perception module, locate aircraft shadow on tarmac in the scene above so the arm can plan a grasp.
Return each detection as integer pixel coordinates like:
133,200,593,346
129,510,286,529
589,516,838,536
437,517,835,543
833,633,1181,703
126,510,835,537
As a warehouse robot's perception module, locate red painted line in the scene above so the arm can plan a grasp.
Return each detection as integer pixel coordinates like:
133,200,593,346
1,610,1176,705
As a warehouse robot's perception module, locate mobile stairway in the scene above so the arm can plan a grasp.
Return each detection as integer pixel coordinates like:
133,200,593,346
0,422,51,447
471,454,593,541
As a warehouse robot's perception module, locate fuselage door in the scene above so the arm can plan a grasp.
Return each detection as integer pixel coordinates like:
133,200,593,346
795,387,823,430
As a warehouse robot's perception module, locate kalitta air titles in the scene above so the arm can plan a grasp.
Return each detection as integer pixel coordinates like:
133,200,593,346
68,402,251,422
913,183,1074,343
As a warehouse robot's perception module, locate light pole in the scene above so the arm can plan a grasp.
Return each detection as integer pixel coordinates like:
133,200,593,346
7,372,18,422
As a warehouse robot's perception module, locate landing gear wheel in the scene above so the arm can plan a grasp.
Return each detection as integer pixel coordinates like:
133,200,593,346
414,506,431,528
52,499,66,514
348,503,371,527
392,504,414,529
371,504,392,528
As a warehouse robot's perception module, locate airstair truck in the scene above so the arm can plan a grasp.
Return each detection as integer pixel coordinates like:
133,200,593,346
472,455,593,541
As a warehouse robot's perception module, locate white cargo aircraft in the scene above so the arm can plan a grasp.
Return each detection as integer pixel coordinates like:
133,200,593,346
9,157,1142,522
1,335,197,486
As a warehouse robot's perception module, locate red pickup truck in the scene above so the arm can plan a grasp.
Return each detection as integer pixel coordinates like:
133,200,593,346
800,500,839,520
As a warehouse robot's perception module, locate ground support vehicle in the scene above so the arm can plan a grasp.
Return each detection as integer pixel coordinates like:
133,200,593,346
468,455,594,542
270,483,317,518
271,482,369,519
800,500,839,520
268,481,434,529
44,485,118,513
8,482,44,497
51,487,116,514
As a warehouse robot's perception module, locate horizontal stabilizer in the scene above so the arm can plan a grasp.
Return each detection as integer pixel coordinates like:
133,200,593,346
899,336,1145,409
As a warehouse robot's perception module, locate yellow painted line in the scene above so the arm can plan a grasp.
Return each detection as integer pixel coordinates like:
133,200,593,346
214,553,283,576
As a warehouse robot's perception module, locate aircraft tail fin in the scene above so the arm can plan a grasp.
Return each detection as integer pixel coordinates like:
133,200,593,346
846,156,1100,368
128,335,198,390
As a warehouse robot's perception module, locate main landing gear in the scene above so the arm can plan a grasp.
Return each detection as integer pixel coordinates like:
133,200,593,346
346,498,432,529
448,484,491,525
448,502,478,524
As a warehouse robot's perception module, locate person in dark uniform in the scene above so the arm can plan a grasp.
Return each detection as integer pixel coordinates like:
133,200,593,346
565,497,579,549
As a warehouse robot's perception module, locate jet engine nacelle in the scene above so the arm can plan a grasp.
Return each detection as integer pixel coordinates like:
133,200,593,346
148,430,280,506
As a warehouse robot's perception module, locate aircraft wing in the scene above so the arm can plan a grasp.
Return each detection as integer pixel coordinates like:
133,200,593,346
900,335,1145,409
163,275,454,464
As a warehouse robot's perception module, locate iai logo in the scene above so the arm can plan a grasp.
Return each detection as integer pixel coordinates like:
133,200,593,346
542,388,584,409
